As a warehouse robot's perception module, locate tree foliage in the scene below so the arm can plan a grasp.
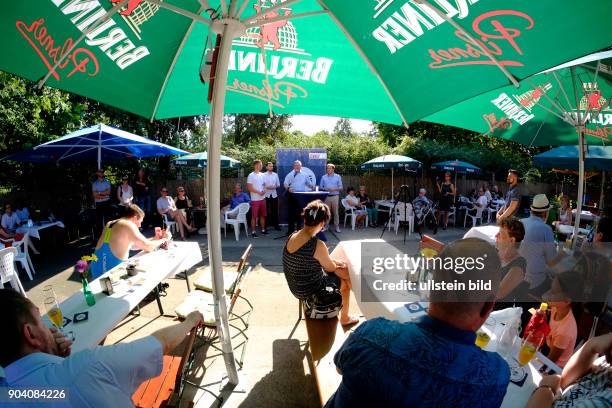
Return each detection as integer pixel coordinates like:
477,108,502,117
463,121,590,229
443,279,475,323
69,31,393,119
223,114,291,145
333,117,353,138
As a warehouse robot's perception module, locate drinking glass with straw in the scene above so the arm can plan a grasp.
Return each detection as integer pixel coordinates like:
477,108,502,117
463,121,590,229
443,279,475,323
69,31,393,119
518,332,542,366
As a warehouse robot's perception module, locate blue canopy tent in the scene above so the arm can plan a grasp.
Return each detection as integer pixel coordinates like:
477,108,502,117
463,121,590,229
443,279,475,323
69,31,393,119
361,155,422,199
431,159,482,196
172,152,240,169
535,145,612,209
3,124,188,168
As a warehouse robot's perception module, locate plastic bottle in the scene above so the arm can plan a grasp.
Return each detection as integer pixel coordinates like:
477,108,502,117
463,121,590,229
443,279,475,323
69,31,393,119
523,302,550,345
497,318,520,358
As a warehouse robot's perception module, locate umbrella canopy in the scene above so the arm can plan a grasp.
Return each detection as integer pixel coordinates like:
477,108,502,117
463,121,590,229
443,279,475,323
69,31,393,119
361,155,421,199
172,152,240,168
534,146,612,171
1,1,610,123
424,52,612,146
431,160,482,174
3,124,188,168
361,154,422,171
5,0,611,386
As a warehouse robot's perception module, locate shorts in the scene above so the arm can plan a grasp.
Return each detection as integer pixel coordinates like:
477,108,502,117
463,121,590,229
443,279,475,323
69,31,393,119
251,199,267,218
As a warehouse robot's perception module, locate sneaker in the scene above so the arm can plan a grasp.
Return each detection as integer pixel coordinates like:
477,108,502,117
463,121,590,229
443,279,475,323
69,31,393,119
251,233,258,238
261,230,269,235
335,226,341,233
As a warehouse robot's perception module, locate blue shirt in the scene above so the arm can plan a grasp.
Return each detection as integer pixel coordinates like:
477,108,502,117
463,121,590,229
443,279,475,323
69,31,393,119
325,316,510,408
319,173,343,196
503,184,521,215
92,179,111,203
4,336,162,408
520,215,557,288
230,192,250,209
284,171,311,192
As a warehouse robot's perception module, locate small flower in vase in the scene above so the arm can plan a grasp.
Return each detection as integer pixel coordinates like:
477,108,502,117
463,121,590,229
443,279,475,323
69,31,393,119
76,255,98,307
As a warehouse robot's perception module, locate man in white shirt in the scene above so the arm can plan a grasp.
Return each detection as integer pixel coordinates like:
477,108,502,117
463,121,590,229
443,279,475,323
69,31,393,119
319,163,343,233
283,160,313,233
263,162,281,231
1,203,21,233
247,160,267,237
2,289,203,408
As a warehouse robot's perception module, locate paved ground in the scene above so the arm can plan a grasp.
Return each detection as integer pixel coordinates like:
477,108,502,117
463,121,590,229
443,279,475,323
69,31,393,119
19,222,467,407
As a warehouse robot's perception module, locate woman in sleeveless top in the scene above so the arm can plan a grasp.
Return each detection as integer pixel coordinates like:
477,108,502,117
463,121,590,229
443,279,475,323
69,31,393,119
436,172,456,230
557,195,573,226
117,175,134,209
494,217,530,310
283,200,359,326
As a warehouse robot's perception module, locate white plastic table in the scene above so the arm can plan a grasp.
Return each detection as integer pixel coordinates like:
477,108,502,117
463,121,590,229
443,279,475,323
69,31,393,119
330,239,561,408
17,220,65,254
44,241,202,352
571,209,599,223
463,225,499,245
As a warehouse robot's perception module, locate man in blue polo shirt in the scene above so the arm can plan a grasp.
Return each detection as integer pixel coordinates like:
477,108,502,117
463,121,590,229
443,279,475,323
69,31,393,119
1,289,203,407
325,238,510,408
320,163,343,233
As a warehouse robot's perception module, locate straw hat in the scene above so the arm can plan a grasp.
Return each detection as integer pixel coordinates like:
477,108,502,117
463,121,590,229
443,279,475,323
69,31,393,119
530,194,550,212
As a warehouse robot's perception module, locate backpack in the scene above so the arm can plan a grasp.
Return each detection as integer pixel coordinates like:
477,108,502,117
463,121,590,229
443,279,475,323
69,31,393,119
304,285,342,319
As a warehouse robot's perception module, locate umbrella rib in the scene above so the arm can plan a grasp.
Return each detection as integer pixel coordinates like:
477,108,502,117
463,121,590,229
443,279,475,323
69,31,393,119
524,78,573,122
243,0,303,24
552,71,576,120
245,10,329,27
147,0,211,26
317,0,409,128
57,147,97,161
414,0,520,88
37,0,130,89
233,0,250,19
151,4,208,121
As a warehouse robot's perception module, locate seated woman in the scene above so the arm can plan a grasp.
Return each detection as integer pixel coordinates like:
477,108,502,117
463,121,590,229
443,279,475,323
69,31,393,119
156,187,196,240
345,187,368,227
90,204,167,279
356,185,378,227
283,200,358,326
524,333,612,408
174,186,194,228
494,217,530,309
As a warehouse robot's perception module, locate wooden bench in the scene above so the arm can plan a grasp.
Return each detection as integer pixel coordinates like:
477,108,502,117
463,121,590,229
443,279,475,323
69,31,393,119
131,330,197,408
305,316,357,407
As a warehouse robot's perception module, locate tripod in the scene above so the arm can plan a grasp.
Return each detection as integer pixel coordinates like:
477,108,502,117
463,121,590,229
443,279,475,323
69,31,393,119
380,185,413,244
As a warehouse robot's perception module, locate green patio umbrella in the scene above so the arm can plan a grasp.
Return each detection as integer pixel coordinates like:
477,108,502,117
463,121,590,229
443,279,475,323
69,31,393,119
425,53,612,246
3,0,611,384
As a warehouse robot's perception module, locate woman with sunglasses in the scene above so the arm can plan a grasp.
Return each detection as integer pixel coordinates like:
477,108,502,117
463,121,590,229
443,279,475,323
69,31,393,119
156,187,195,240
174,187,194,229
435,172,456,230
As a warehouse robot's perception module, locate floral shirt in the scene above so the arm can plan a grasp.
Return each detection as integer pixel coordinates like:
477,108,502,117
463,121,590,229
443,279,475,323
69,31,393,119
325,316,510,408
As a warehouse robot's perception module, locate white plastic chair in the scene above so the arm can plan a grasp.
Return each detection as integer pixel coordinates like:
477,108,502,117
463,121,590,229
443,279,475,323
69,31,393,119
162,213,178,236
341,198,368,231
486,202,501,224
389,202,414,235
7,233,36,280
464,204,485,228
0,247,27,296
447,205,457,227
223,203,250,241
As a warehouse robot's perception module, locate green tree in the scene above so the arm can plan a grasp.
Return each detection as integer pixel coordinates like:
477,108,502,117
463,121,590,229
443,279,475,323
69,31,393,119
224,113,291,145
333,117,353,138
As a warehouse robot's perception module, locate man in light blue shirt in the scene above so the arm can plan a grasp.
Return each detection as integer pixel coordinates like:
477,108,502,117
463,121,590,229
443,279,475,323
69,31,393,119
520,194,564,296
1,289,203,407
283,160,313,233
320,164,343,233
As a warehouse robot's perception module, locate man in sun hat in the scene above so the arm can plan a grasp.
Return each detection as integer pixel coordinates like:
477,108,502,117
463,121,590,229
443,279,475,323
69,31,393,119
520,194,565,296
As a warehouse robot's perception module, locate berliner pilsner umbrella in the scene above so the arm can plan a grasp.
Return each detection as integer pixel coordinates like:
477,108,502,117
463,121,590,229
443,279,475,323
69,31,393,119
431,159,482,194
361,154,422,199
2,0,611,384
424,52,611,245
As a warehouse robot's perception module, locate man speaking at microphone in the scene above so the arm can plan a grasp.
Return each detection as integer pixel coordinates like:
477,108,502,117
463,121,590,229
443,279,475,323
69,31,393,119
283,160,313,234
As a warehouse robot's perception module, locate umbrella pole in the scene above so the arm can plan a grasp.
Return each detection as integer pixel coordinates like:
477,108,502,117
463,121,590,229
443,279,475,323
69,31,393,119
391,167,394,199
98,127,102,169
571,131,585,250
206,22,239,385
599,171,606,210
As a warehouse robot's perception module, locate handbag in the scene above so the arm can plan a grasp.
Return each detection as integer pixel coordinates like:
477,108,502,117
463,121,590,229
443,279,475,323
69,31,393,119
304,284,342,319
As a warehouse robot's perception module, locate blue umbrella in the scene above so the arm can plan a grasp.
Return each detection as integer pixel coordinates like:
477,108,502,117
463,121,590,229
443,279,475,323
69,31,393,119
172,152,240,169
534,146,612,171
361,154,422,198
431,160,482,174
3,124,188,168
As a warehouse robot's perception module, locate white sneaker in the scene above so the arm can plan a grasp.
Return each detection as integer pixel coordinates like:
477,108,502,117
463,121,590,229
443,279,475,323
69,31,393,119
335,226,341,233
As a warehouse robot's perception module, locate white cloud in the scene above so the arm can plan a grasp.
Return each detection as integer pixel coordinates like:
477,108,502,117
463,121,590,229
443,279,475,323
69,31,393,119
290,115,373,135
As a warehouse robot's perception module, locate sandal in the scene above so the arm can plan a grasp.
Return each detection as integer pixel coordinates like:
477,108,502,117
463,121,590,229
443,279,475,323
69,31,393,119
340,315,360,326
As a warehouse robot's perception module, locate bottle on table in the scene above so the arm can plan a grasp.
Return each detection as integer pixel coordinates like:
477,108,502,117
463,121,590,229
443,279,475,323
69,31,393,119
523,302,550,343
